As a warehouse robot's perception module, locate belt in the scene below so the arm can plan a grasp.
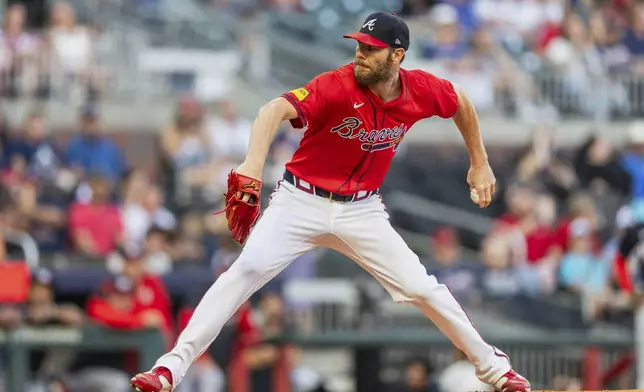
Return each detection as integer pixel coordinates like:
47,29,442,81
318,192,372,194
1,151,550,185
283,170,379,203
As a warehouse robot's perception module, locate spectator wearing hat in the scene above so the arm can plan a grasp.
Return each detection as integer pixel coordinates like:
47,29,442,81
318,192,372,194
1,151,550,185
94,248,173,335
77,276,147,392
65,104,125,183
86,275,165,331
26,267,84,327
120,248,173,333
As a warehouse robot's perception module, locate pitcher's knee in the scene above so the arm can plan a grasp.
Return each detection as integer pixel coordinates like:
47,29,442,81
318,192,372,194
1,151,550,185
398,273,439,302
226,252,280,278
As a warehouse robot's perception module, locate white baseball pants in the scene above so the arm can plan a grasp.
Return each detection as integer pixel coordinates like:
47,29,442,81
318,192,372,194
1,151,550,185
155,181,511,386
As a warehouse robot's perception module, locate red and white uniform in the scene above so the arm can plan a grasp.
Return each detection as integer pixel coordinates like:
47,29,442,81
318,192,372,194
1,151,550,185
152,64,513,388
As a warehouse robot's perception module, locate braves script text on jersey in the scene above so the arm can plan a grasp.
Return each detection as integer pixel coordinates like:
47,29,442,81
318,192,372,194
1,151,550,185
282,63,458,194
151,64,514,388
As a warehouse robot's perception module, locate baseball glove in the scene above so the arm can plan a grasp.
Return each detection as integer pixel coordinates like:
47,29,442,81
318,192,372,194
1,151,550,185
218,170,262,244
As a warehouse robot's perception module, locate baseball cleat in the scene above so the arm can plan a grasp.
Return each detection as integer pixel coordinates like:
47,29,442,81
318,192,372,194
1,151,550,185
492,369,531,392
130,366,173,392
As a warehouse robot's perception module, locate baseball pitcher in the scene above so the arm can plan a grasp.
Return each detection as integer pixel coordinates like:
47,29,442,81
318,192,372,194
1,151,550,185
132,12,531,392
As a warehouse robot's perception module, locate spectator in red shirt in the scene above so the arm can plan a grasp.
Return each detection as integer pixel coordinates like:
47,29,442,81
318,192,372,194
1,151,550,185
496,184,537,227
522,193,561,264
120,248,173,334
494,186,561,294
85,275,167,383
86,275,164,331
100,247,174,335
69,175,123,256
496,185,560,264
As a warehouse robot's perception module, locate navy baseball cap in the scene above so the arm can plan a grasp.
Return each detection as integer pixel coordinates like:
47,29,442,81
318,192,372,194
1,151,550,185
344,12,410,51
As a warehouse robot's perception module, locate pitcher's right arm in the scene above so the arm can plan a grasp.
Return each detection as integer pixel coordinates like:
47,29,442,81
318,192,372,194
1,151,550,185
237,97,298,179
237,69,341,180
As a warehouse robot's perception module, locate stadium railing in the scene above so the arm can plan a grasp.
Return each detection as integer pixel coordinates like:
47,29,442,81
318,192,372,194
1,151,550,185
0,325,165,391
0,323,634,391
270,326,634,391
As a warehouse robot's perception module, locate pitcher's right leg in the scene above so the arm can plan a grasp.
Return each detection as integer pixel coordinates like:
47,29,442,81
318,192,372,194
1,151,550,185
131,183,322,392
329,196,530,392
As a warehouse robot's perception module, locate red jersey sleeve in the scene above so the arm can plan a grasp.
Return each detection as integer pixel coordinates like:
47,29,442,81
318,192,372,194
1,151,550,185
281,70,341,129
412,70,459,119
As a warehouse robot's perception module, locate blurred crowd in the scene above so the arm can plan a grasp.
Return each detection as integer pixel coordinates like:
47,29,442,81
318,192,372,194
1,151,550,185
205,0,644,120
0,261,317,392
0,94,302,270
398,0,644,119
0,1,106,103
426,122,644,324
0,92,306,391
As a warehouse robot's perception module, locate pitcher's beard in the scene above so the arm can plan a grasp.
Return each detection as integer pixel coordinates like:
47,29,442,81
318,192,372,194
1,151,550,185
354,60,395,87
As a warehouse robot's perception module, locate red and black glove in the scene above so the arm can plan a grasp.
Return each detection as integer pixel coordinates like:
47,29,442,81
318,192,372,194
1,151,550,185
219,170,262,244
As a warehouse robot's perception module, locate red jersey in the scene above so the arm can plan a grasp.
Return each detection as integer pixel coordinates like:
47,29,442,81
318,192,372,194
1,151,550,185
86,275,173,333
281,63,459,195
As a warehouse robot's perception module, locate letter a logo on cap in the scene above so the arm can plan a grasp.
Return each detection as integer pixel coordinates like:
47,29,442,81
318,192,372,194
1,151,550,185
362,19,376,31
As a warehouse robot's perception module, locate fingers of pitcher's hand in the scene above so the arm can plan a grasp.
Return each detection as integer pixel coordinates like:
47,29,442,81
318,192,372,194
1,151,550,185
483,185,492,207
476,184,491,208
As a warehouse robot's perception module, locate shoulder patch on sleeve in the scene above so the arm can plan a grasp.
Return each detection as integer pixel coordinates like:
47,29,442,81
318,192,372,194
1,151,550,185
290,87,310,101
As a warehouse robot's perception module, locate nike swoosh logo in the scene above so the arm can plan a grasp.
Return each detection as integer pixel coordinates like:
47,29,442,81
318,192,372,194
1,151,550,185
354,102,364,109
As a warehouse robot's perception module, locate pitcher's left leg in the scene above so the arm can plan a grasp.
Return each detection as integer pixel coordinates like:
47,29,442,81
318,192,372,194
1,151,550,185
332,198,530,392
